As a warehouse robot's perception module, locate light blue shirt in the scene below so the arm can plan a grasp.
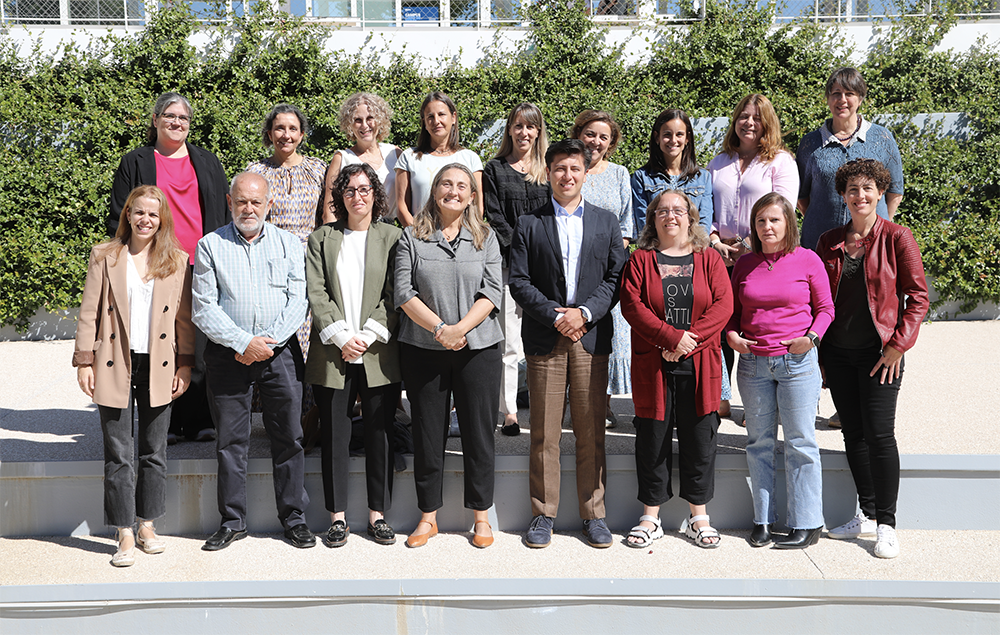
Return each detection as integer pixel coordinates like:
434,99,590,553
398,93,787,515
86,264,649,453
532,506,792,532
552,197,592,324
192,222,307,355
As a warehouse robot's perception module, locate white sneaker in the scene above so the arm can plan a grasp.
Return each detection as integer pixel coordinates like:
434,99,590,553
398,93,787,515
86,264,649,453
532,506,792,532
874,524,900,559
827,513,877,540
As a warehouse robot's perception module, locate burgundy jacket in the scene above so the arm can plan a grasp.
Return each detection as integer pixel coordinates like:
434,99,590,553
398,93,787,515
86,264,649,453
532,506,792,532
815,216,929,353
620,247,733,419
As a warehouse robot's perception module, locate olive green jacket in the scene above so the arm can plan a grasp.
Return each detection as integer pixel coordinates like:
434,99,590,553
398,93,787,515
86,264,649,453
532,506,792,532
304,221,402,389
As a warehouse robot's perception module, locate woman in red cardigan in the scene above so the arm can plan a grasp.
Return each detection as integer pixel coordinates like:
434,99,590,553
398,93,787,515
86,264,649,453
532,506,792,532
620,190,733,549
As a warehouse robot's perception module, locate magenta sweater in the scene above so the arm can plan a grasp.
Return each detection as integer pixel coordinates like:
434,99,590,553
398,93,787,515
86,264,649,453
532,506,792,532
725,247,835,357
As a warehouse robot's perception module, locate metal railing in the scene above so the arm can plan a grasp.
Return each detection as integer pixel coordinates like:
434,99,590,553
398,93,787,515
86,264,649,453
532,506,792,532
3,0,998,28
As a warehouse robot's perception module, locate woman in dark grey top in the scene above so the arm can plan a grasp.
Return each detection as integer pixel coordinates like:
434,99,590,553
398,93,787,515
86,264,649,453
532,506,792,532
483,102,551,437
395,163,503,549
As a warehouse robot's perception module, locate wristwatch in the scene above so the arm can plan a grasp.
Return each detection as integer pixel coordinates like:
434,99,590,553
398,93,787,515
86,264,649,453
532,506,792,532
433,321,446,335
807,332,820,348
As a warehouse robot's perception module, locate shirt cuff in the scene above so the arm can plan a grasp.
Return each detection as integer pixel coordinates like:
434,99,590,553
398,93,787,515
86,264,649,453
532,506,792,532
319,320,349,346
361,318,390,344
579,306,592,323
356,330,377,347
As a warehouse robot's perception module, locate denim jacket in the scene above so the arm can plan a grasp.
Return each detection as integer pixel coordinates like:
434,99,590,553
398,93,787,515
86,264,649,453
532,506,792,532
630,166,713,233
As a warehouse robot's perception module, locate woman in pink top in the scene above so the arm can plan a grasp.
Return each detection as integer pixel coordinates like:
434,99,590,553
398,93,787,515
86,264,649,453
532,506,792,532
726,192,834,551
109,92,229,444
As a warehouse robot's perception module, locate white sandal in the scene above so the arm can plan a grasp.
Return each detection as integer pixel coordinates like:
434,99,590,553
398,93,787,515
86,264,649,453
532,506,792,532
626,515,664,548
137,521,166,554
682,514,721,549
111,527,136,567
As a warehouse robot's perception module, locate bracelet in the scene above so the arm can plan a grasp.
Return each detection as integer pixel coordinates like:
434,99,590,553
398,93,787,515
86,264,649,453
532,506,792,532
433,321,446,335
710,239,720,248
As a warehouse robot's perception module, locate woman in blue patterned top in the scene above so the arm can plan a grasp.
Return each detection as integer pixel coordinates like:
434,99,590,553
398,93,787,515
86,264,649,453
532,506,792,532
796,67,904,250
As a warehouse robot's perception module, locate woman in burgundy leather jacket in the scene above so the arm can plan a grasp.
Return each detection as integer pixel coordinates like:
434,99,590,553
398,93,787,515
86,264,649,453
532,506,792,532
815,158,928,560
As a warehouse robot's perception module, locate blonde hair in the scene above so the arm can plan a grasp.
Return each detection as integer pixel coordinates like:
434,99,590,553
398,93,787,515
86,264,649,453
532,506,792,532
721,94,787,162
635,189,709,252
411,164,491,250
494,102,549,185
100,185,187,279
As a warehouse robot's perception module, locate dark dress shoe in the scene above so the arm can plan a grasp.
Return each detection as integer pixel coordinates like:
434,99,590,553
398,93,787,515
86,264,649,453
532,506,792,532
324,520,350,547
748,524,773,547
367,519,395,545
284,524,316,549
774,527,822,549
500,422,520,437
202,527,247,551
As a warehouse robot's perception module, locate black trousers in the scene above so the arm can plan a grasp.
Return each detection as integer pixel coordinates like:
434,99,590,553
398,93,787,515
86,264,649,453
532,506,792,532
400,343,501,513
822,342,903,527
633,370,719,507
205,340,308,531
98,352,170,527
314,367,401,514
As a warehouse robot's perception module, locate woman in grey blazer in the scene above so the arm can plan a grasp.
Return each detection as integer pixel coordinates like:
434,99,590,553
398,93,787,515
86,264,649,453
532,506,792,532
305,164,403,547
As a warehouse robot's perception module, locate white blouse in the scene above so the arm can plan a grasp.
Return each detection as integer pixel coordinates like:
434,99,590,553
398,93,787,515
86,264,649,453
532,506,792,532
395,148,483,214
334,229,373,364
126,253,155,354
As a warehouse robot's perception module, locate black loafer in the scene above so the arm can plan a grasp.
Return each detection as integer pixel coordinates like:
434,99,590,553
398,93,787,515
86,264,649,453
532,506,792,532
284,524,316,549
748,523,773,547
202,527,247,551
774,527,822,549
367,519,396,545
501,422,520,437
324,520,349,548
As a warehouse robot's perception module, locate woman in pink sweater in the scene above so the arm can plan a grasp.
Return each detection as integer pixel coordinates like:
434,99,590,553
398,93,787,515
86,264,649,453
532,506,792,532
726,192,834,550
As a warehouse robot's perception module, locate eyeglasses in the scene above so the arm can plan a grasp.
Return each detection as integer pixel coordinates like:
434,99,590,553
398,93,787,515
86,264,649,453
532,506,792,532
654,208,688,218
158,113,191,125
343,186,373,199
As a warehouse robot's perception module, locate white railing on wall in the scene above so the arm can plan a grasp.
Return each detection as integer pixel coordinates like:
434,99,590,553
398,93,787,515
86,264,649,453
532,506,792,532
3,0,998,28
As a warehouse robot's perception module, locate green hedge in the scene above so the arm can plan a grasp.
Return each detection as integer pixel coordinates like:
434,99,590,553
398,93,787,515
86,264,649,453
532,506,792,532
1,0,998,329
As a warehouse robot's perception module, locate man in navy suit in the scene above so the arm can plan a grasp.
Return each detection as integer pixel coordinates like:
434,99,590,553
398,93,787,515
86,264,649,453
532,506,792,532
509,139,627,549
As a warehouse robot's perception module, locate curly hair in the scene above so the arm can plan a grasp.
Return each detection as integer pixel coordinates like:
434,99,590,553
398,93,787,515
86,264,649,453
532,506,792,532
330,164,389,224
569,109,621,160
749,192,799,255
835,158,892,194
721,94,788,162
261,103,309,147
338,93,393,144
635,189,709,252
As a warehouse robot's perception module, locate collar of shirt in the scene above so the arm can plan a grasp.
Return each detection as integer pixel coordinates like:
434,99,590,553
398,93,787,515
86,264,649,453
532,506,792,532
552,197,584,218
821,116,872,147
234,221,268,246
432,225,473,254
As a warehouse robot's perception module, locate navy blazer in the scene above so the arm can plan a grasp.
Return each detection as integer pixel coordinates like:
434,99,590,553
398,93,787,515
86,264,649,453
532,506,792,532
107,142,229,237
509,199,626,356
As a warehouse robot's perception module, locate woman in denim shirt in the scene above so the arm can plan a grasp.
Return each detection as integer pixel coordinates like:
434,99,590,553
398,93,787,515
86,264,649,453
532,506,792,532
797,67,904,250
631,109,713,234
395,163,503,550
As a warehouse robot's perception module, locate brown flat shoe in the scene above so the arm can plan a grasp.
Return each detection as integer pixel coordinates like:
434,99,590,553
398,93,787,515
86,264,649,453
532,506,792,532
472,520,494,548
405,520,438,548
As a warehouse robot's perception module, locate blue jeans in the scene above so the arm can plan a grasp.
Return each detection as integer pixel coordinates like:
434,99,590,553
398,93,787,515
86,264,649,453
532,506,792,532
737,349,824,530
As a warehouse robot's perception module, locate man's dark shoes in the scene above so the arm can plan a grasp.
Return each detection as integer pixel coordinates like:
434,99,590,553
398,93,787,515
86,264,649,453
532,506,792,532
324,520,349,547
525,515,554,548
284,523,316,549
367,519,396,545
748,523,773,547
583,518,613,548
202,527,247,551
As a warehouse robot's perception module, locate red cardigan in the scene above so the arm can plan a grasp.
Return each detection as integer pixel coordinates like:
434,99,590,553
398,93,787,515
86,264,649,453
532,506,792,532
620,248,733,419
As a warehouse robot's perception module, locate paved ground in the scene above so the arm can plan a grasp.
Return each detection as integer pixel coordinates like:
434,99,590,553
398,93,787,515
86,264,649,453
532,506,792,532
2,320,998,461
1,528,996,586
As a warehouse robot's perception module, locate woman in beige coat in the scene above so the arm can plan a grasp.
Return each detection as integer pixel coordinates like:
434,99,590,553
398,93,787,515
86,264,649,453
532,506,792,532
74,185,195,567
305,164,402,547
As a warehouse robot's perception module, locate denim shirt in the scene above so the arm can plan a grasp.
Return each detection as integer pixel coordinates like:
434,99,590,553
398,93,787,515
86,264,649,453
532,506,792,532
631,167,713,233
797,119,904,250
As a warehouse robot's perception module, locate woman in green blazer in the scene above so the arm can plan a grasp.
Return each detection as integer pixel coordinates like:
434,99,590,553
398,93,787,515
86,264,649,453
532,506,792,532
305,163,403,547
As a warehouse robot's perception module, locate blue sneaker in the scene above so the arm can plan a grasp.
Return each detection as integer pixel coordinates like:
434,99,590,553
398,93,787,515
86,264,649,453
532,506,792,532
583,518,613,548
525,515,554,548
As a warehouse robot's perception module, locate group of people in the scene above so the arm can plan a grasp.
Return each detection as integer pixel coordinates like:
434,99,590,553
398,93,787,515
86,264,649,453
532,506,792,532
73,65,928,568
